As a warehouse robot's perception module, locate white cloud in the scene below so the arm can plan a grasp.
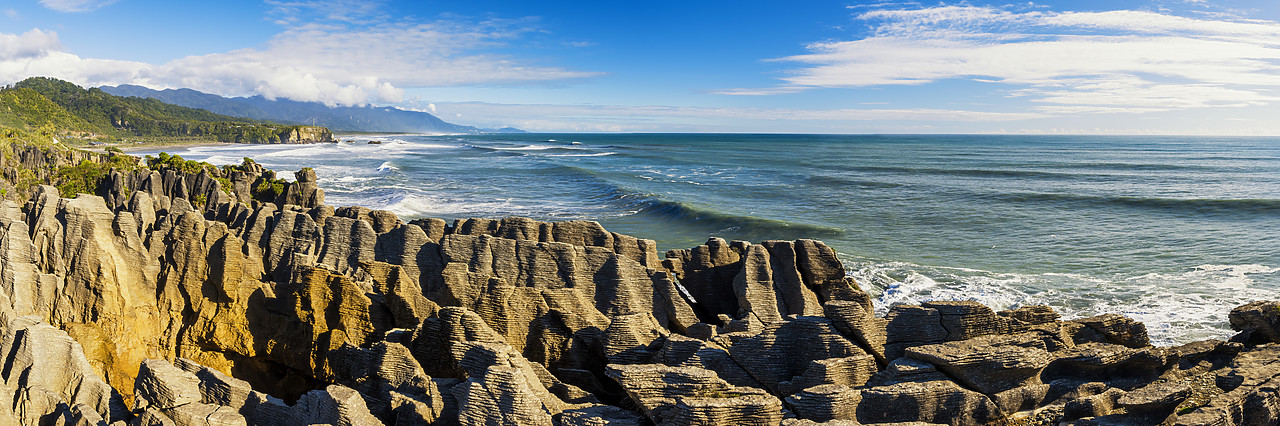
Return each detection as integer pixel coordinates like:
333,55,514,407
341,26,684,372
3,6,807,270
38,0,117,13
0,29,61,60
433,101,1049,132
0,5,598,106
722,5,1280,114
3,9,18,19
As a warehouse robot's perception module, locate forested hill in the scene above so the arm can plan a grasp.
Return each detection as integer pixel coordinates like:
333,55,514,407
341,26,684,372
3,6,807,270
0,77,332,144
100,84,520,134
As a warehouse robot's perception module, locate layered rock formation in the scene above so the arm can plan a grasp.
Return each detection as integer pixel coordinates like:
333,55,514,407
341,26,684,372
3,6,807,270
0,148,1276,425
279,126,335,143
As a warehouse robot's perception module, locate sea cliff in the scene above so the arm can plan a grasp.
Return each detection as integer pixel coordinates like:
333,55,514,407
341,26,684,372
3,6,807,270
0,144,1275,425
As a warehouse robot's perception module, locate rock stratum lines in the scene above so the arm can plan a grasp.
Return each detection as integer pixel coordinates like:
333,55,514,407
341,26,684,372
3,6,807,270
0,148,1276,426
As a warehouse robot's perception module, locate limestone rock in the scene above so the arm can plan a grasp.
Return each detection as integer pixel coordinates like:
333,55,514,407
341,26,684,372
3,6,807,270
868,357,950,387
999,305,1061,325
1063,387,1125,420
656,334,762,389
922,300,1020,340
1117,381,1191,414
556,404,644,425
1071,314,1150,348
277,168,324,208
172,358,281,424
455,366,555,426
856,380,1003,425
1175,344,1280,425
728,316,868,395
793,239,861,302
884,305,948,360
665,393,783,426
604,364,780,425
665,237,744,320
327,342,442,422
1228,300,1280,344
905,335,1054,395
1043,343,1173,384
0,317,122,425
787,384,859,422
285,384,382,426
134,359,202,411
824,299,888,364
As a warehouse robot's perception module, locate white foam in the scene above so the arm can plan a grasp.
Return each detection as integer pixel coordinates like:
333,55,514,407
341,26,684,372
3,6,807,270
492,144,559,151
545,152,616,157
327,176,377,183
200,155,243,166
376,162,398,171
849,256,1280,345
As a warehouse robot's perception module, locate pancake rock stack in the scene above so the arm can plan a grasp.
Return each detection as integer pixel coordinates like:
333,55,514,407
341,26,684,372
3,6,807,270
0,150,1277,425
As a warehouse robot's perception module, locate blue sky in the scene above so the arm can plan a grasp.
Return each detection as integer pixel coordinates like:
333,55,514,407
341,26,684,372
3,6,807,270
3,0,1280,133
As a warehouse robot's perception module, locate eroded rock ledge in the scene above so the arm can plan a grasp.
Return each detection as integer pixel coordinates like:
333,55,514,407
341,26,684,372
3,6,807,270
0,154,1277,425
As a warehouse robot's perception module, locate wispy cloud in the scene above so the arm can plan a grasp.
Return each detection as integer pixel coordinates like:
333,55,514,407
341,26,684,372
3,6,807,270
719,5,1280,114
3,9,18,19
265,0,389,25
38,0,118,13
0,3,598,106
432,101,1049,132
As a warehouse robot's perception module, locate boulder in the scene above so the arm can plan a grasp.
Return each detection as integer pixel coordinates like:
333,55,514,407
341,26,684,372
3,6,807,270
1229,301,1280,344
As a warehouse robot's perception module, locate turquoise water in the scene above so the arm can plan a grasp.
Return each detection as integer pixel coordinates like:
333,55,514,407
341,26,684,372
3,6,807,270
156,134,1280,344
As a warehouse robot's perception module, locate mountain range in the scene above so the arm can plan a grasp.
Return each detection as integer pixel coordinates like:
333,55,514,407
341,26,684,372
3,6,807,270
1,77,331,144
99,85,521,134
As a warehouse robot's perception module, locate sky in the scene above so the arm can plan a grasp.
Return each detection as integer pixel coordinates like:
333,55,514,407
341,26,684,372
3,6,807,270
3,0,1280,134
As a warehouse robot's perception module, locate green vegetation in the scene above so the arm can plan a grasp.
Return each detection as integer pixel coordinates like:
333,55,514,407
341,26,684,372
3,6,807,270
54,160,106,198
223,157,260,173
251,176,286,203
145,152,214,174
0,77,330,145
214,177,233,195
53,153,139,198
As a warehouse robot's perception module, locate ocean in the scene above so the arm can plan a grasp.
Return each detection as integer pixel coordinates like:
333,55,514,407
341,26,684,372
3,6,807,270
148,134,1280,345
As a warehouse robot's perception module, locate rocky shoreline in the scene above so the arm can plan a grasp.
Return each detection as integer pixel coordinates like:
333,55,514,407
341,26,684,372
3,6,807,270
0,146,1276,425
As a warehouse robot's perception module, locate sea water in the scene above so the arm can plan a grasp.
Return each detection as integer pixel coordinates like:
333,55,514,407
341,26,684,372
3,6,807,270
151,134,1280,345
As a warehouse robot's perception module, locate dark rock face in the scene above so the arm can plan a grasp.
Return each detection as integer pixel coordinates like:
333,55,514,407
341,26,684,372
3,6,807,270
0,150,1277,425
1229,300,1280,344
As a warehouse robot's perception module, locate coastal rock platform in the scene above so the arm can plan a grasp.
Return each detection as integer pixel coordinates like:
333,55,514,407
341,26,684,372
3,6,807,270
0,151,1276,425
